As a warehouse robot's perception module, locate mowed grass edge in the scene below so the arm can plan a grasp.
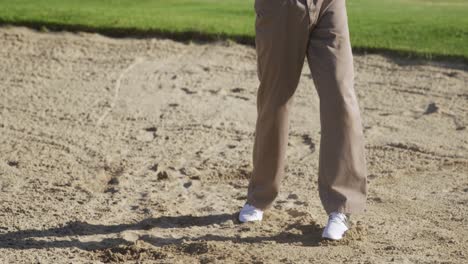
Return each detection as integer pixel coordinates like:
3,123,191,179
0,0,467,62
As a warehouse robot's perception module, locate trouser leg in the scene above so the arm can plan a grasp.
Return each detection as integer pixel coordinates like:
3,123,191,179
247,0,310,210
307,0,367,214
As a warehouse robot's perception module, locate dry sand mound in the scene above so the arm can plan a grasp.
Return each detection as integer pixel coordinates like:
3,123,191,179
0,26,467,263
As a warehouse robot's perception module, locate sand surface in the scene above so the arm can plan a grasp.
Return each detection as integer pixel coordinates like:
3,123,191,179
0,26,467,263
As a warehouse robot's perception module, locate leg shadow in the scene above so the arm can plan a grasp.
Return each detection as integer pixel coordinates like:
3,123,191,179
0,213,235,250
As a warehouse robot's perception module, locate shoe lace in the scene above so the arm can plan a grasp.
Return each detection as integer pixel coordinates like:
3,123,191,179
245,204,261,215
329,212,349,226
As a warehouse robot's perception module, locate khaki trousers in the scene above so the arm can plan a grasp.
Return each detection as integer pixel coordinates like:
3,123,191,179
247,0,367,214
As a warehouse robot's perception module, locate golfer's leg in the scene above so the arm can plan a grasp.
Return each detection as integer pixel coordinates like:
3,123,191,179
247,0,310,210
307,0,367,214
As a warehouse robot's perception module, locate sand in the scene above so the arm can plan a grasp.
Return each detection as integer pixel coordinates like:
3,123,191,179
0,26,467,263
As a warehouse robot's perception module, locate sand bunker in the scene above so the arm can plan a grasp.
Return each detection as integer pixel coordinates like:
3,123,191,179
0,26,467,263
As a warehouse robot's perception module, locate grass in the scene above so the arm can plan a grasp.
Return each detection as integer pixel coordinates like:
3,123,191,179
0,0,467,61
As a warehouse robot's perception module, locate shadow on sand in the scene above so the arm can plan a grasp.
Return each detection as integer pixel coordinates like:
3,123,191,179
0,213,323,251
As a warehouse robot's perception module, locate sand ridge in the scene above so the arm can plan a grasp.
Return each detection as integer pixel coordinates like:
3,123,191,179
0,26,467,263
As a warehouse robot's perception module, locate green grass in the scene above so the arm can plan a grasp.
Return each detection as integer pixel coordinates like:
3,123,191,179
0,0,467,61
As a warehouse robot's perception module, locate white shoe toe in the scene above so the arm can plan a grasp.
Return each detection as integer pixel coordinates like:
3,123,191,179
322,212,349,240
238,204,263,223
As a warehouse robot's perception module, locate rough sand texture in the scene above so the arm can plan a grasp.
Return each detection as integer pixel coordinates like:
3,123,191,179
0,26,467,263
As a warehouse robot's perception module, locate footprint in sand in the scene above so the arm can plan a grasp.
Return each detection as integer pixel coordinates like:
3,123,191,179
135,127,157,142
301,134,315,152
181,87,197,94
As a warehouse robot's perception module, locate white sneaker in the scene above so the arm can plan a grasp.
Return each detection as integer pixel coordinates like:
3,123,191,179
238,203,263,223
322,212,350,240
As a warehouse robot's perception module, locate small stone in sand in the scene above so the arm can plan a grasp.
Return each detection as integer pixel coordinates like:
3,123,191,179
7,160,19,168
424,102,439,114
149,163,158,172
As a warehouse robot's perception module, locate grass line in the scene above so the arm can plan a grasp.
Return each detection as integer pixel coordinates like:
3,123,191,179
0,0,467,63
0,19,255,44
2,19,466,65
